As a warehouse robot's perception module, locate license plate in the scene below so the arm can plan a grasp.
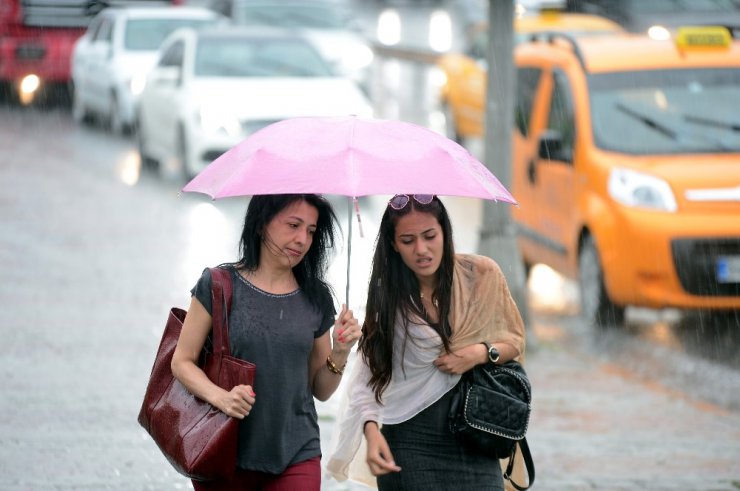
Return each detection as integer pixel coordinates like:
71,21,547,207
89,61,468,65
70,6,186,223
716,256,740,283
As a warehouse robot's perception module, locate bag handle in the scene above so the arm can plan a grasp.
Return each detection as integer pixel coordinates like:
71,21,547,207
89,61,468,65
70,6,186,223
209,267,234,357
504,437,535,491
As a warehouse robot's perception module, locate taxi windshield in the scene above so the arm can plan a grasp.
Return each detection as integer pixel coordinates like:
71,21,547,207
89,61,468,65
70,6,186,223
589,67,740,154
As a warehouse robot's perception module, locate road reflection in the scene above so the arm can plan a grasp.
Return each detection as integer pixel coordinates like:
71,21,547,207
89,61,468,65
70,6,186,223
525,264,739,370
115,149,142,186
620,308,739,369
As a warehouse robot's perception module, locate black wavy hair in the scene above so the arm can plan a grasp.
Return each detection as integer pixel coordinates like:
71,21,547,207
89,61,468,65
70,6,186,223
358,196,455,403
233,194,340,313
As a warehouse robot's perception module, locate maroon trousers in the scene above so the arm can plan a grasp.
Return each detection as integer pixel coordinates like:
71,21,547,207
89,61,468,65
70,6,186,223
191,456,321,491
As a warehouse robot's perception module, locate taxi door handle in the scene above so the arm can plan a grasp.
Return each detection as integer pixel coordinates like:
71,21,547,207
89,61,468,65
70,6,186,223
527,159,537,185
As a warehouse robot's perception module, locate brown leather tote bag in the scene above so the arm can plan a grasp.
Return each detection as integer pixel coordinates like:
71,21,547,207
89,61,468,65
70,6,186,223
138,267,256,481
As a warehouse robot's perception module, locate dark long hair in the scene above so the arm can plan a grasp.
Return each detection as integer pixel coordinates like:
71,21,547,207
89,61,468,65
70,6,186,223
234,194,340,312
358,196,455,403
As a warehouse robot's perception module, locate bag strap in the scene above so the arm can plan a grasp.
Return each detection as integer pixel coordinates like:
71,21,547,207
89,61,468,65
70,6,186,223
504,437,535,491
209,267,234,357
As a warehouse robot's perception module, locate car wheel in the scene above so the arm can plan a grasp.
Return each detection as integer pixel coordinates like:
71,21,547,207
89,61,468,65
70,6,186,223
578,234,625,327
443,102,464,145
178,126,195,181
136,113,158,172
109,92,124,135
72,85,89,124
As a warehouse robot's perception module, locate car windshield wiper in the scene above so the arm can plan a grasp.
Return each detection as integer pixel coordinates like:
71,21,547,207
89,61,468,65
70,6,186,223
615,102,679,140
616,102,732,151
683,114,740,133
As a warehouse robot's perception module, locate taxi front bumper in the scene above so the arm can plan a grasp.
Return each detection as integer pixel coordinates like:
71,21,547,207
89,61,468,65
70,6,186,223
596,208,740,310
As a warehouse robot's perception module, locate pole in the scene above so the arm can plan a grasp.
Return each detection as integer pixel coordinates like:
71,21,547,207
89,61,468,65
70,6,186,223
478,0,532,332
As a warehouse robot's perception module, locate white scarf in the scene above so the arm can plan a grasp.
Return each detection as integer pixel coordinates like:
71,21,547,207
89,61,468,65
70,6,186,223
325,254,526,485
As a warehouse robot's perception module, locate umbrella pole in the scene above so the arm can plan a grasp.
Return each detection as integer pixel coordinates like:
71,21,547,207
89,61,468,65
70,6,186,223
345,197,353,307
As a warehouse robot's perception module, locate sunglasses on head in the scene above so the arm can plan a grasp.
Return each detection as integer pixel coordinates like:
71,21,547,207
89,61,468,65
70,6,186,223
388,194,435,210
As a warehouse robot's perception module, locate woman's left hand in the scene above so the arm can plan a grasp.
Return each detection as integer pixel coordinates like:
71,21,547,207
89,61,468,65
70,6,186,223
332,304,361,355
433,343,486,374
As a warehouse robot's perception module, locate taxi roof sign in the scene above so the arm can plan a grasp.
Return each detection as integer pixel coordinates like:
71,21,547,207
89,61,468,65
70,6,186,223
675,26,732,50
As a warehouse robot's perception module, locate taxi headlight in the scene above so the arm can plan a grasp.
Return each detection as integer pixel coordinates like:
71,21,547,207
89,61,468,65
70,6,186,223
198,107,241,138
608,168,677,212
647,25,671,41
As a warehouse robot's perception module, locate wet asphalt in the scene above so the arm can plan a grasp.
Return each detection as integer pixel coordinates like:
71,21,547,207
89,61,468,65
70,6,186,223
1,2,740,489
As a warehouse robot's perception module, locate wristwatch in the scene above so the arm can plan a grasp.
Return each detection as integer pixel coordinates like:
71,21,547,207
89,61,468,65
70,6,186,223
482,342,500,364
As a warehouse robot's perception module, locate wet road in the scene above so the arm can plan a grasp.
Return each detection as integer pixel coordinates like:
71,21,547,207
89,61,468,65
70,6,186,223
1,2,740,489
2,98,740,491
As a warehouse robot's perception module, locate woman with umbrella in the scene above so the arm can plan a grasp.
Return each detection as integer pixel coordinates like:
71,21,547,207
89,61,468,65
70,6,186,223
171,194,361,490
327,194,526,490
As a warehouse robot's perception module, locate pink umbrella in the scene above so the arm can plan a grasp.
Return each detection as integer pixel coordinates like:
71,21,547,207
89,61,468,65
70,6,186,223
182,115,517,302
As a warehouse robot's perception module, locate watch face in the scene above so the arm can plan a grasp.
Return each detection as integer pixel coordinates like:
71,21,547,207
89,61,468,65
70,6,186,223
488,346,500,363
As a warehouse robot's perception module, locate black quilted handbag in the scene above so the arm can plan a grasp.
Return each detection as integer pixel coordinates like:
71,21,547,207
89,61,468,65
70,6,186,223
449,360,535,490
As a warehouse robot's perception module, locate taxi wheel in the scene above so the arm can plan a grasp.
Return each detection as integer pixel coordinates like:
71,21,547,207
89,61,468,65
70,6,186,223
578,235,625,328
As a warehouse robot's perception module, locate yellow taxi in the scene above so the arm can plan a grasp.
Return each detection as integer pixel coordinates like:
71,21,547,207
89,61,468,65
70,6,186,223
510,26,740,325
437,10,623,143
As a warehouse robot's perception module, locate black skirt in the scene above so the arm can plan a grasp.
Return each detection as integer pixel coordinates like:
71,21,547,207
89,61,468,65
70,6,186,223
377,387,504,491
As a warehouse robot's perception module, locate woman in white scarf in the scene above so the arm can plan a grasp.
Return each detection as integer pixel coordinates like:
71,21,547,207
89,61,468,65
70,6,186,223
326,195,525,490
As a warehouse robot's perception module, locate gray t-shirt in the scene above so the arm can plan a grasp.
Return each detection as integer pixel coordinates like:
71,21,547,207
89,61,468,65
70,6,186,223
191,266,335,474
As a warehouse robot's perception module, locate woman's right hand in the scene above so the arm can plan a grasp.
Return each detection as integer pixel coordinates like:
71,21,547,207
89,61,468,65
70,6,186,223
216,384,255,419
364,422,402,476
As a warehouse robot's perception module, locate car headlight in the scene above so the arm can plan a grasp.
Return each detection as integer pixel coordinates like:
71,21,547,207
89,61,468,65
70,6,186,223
341,44,374,72
608,168,677,212
198,107,241,138
129,73,147,97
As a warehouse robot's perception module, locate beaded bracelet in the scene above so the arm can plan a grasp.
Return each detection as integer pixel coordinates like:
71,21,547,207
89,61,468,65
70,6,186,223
326,355,345,375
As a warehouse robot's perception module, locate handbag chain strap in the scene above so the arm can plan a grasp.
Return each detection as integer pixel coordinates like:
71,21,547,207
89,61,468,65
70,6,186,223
209,267,234,357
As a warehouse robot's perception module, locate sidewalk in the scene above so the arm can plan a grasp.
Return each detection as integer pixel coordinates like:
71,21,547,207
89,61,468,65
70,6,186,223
316,313,740,491
498,315,740,491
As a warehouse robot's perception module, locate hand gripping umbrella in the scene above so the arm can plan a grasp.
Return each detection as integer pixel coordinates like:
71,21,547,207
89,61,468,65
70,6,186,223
182,115,517,304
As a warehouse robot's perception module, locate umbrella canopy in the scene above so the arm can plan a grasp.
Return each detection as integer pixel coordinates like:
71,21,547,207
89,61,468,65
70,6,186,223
182,115,517,205
182,115,517,305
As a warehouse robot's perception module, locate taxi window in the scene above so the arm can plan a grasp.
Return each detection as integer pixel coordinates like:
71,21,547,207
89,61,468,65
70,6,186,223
546,70,575,163
589,68,740,154
515,67,542,137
